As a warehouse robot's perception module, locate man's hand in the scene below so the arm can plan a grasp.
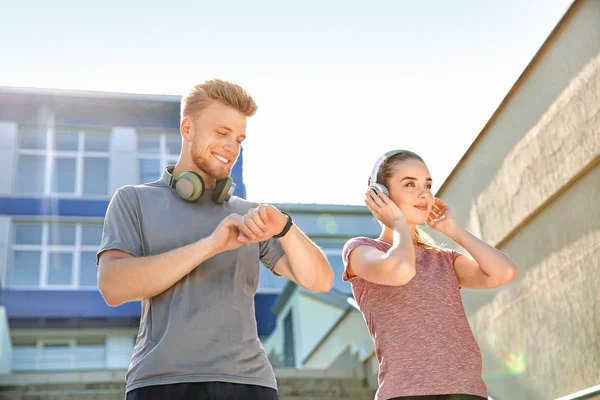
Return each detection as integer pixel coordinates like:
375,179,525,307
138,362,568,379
236,205,288,243
208,213,247,252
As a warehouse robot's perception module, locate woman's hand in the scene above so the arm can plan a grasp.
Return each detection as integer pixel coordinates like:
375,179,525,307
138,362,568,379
427,197,459,237
364,189,406,229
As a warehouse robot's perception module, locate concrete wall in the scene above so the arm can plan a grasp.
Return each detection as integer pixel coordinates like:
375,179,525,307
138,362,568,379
0,308,11,375
0,122,17,196
435,1,600,399
470,164,599,400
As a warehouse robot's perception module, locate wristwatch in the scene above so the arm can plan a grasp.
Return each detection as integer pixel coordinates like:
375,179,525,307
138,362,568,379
273,211,293,238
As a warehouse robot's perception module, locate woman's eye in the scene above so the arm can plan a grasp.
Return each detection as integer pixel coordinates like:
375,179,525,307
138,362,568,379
406,182,415,187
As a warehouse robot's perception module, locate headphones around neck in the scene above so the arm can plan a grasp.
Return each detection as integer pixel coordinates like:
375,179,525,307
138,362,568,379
368,150,405,198
161,166,235,204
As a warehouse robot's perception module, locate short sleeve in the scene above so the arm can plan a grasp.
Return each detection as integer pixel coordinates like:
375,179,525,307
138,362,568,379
259,237,285,274
96,186,143,265
342,237,378,282
442,248,465,289
449,249,463,264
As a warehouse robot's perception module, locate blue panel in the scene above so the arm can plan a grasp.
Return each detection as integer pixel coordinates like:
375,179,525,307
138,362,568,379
254,293,279,337
0,290,278,337
0,197,110,217
230,147,246,199
0,290,140,318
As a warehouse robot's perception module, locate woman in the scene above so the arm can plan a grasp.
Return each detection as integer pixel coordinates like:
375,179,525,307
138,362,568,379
343,150,518,400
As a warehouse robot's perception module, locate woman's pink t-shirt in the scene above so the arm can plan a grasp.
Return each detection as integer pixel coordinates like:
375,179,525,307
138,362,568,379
342,237,488,400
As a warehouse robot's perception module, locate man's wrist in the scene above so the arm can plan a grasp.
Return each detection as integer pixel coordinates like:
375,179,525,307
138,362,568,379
199,235,219,257
273,212,293,239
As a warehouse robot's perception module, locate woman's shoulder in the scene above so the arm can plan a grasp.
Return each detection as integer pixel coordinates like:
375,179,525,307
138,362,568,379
342,237,389,261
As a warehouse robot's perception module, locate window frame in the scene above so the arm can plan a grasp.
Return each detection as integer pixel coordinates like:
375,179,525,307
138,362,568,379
15,125,111,198
9,221,103,290
11,336,110,371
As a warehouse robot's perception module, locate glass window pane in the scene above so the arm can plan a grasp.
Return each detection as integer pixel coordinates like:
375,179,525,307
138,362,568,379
12,346,38,371
41,343,71,357
84,133,110,152
83,157,109,195
81,225,103,245
48,224,76,245
39,343,73,369
38,359,72,370
14,224,43,245
51,157,76,193
11,251,41,287
80,252,98,287
54,132,78,151
74,345,105,369
139,158,160,184
166,135,181,155
16,155,46,194
19,131,46,149
47,252,73,286
137,135,160,153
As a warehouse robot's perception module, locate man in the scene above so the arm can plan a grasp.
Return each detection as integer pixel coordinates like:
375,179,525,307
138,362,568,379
96,78,334,400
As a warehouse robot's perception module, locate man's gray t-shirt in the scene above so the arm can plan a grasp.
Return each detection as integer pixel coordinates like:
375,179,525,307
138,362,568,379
97,180,285,393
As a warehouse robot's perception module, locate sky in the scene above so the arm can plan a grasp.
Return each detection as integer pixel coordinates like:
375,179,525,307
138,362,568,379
0,0,574,205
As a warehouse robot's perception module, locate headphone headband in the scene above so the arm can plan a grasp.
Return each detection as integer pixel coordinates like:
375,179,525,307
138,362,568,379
161,166,177,188
369,150,405,186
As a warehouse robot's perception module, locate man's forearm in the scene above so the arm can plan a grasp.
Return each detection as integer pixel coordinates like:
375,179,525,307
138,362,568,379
277,226,334,292
99,237,219,306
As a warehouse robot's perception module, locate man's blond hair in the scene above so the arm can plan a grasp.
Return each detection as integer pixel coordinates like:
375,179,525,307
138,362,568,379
180,79,258,120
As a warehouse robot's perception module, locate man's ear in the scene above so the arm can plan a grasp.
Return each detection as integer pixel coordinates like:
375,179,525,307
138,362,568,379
181,116,192,140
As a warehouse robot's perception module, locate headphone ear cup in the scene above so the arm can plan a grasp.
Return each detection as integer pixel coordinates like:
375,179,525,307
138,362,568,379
212,177,235,204
175,171,205,201
368,183,390,198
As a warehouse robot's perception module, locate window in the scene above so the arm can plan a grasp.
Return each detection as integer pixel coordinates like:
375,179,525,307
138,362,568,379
137,133,181,183
10,222,103,289
15,126,111,197
12,337,106,371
